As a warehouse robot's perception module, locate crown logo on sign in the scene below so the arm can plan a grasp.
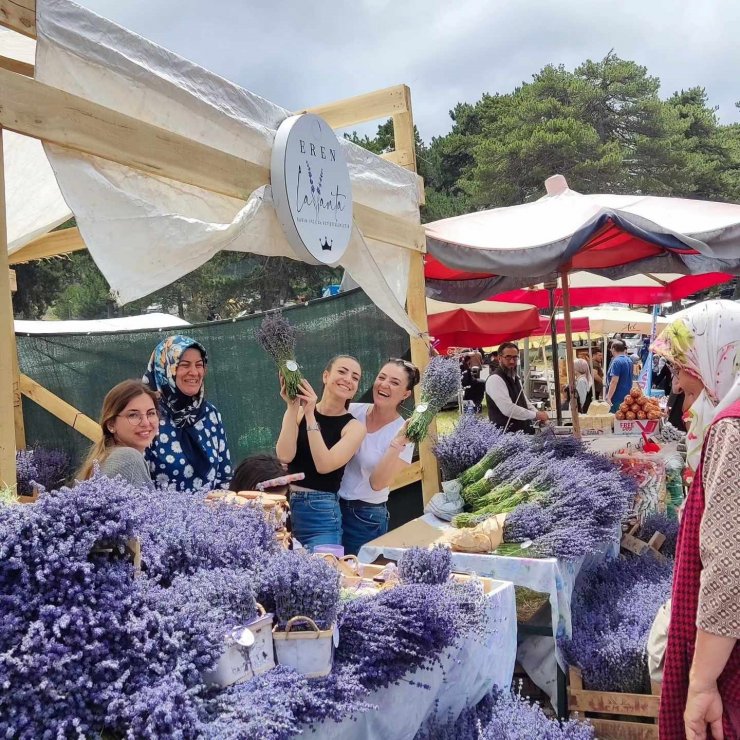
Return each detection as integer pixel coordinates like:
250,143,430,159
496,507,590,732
320,238,333,251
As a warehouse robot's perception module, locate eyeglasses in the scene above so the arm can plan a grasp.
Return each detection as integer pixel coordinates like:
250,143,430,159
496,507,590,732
501,354,519,361
118,410,159,426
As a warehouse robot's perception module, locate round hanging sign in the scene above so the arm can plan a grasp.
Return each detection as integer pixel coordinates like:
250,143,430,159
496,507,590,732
271,114,353,265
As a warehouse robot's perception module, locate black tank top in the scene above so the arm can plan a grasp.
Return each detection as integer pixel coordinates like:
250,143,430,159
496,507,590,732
288,410,356,493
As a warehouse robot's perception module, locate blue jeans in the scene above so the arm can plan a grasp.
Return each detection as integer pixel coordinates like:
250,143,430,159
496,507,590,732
340,499,389,556
289,491,342,551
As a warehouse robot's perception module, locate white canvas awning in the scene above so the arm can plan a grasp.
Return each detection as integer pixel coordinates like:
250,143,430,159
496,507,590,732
2,2,423,336
14,312,189,335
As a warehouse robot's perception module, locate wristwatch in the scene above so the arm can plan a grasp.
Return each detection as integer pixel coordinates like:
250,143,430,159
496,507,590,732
306,423,321,433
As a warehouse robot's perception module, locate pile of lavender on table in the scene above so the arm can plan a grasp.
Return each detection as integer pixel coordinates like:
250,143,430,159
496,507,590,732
0,471,497,739
437,425,636,560
15,446,70,495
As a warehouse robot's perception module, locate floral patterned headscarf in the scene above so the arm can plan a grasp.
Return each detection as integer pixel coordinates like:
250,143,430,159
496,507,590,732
652,300,740,475
143,335,208,428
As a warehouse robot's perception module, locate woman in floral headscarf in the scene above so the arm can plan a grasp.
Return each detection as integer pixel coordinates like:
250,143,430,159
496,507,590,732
143,335,232,492
651,300,740,740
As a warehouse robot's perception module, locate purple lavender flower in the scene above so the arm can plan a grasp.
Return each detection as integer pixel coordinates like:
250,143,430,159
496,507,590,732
433,416,502,480
255,311,303,398
560,553,672,692
406,356,461,443
398,545,452,585
636,512,679,558
15,447,70,496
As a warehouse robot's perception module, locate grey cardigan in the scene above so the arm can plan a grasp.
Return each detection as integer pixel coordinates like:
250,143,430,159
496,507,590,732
100,447,153,488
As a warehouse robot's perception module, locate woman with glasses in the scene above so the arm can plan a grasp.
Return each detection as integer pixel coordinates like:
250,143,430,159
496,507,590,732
142,335,232,492
77,380,158,486
338,358,420,555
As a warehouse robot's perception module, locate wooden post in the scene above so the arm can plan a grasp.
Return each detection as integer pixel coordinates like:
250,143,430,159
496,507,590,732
392,94,440,503
0,127,18,487
546,282,563,425
561,269,581,438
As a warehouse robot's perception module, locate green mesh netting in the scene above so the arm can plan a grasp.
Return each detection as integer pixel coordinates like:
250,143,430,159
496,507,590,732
17,289,411,469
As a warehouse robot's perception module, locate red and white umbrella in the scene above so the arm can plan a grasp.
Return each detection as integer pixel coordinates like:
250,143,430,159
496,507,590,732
426,298,540,353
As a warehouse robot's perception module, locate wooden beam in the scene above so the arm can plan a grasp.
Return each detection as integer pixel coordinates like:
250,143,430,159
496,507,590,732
19,373,101,442
12,337,25,449
0,0,36,38
301,84,410,130
379,149,415,169
9,227,86,263
0,128,18,487
0,68,423,253
389,460,422,491
0,52,33,76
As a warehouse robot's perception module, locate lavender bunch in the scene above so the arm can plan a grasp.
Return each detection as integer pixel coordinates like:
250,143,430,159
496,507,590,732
133,488,276,584
433,416,502,480
0,474,201,737
458,432,529,489
260,550,340,630
561,553,672,692
532,428,585,460
15,446,70,495
204,665,373,739
636,512,679,558
398,545,452,585
416,687,594,740
503,501,555,542
255,311,303,399
406,356,461,444
335,583,459,688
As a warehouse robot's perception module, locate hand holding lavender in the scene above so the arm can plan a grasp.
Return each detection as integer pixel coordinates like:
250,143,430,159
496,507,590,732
256,312,303,399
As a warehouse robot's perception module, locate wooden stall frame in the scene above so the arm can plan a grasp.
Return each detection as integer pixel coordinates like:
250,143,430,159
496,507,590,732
0,3,438,497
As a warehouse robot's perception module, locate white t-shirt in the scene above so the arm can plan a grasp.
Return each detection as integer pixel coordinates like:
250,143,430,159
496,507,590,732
338,403,414,504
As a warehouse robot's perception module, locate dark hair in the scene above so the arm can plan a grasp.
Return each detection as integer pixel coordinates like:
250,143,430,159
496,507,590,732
230,453,287,493
324,355,361,409
612,339,627,352
498,341,519,356
386,358,420,391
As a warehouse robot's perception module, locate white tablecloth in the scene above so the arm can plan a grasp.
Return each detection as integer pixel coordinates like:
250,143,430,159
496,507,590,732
307,579,516,740
358,514,617,707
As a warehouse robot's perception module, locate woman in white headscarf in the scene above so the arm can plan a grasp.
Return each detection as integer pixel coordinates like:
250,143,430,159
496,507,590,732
650,300,740,740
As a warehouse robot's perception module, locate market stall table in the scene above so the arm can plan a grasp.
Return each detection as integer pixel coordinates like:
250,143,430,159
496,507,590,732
308,578,517,740
358,514,619,712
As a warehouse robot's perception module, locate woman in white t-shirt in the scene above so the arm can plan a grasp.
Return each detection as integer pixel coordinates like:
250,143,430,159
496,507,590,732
339,358,420,555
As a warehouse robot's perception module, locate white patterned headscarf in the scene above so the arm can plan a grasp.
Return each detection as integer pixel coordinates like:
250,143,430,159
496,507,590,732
652,300,740,476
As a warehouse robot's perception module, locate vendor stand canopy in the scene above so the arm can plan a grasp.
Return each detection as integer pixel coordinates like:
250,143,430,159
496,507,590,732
426,298,540,352
14,312,189,335
425,175,740,305
0,0,442,498
483,271,731,310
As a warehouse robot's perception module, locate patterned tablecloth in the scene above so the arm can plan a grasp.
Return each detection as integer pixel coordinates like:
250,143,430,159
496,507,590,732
307,579,517,740
358,513,618,707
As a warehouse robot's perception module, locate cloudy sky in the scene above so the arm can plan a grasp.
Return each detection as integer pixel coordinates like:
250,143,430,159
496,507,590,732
77,0,740,144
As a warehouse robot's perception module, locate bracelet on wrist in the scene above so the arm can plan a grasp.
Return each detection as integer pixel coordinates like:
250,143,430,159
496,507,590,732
306,423,321,433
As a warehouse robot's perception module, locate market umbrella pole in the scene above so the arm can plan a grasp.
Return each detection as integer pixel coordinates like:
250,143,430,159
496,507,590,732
560,270,581,438
547,283,563,426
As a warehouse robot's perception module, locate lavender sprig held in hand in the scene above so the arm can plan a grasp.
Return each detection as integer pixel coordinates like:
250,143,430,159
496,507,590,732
406,356,461,444
256,311,303,399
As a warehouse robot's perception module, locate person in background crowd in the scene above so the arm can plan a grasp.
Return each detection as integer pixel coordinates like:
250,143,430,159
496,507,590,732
77,380,157,487
604,339,634,413
666,373,688,432
653,356,673,397
651,300,740,739
592,350,605,400
573,358,593,414
339,359,419,555
143,335,231,491
488,350,500,374
462,361,486,413
276,356,366,551
485,341,549,433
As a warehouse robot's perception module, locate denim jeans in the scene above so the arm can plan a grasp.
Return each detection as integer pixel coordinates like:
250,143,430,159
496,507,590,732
289,491,342,551
340,499,390,556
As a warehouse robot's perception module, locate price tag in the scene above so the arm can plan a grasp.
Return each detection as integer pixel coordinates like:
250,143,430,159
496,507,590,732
332,625,340,648
483,469,495,480
520,540,533,550
415,403,428,413
285,360,298,372
235,628,255,648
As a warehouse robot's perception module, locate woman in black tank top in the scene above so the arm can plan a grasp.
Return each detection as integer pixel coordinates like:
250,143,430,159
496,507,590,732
276,355,366,551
